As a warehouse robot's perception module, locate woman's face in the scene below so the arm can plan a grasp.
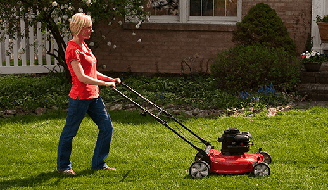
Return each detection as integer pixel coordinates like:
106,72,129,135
79,20,93,39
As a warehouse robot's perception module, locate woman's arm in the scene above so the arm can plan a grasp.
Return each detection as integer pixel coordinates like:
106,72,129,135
71,60,116,87
96,71,121,83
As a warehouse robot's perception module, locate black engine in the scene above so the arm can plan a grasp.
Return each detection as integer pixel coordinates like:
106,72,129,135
218,128,253,155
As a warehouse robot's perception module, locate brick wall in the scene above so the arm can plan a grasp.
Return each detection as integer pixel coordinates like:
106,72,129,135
93,0,312,74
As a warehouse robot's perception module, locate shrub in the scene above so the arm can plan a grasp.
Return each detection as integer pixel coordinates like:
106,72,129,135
232,3,298,56
0,73,70,111
210,44,301,93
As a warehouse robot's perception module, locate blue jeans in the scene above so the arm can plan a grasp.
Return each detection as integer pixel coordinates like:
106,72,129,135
57,96,113,170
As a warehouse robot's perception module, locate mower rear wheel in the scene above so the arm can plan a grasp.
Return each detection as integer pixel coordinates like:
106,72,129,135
260,151,272,164
189,161,210,178
253,163,270,177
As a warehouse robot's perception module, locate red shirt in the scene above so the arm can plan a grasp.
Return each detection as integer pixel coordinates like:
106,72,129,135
65,40,99,99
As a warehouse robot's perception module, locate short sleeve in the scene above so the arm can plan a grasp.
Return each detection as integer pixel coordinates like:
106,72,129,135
65,47,81,66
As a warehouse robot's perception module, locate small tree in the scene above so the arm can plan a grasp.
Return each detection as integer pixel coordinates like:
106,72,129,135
0,0,149,81
232,3,298,56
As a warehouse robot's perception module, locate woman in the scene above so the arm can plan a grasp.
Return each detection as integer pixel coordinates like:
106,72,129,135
57,13,120,175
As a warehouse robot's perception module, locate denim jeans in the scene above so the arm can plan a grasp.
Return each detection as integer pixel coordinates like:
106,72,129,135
57,96,113,170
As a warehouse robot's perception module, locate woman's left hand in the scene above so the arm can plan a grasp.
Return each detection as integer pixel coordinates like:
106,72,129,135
114,78,121,84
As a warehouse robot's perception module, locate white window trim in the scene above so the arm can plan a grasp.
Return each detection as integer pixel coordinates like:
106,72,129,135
147,0,242,25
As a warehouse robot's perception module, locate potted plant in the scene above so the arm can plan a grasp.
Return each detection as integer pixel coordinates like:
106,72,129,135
316,15,328,43
301,51,328,72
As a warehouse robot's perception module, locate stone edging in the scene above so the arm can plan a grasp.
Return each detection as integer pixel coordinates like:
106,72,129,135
107,103,296,118
1,101,319,118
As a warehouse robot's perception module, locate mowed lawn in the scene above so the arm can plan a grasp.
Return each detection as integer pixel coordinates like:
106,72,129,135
0,107,327,189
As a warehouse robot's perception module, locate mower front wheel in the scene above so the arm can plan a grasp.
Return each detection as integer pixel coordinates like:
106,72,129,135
189,161,210,178
253,163,270,177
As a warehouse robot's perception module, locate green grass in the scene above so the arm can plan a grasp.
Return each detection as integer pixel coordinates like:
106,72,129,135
1,107,328,189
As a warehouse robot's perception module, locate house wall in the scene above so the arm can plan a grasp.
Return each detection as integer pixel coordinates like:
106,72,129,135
93,0,312,74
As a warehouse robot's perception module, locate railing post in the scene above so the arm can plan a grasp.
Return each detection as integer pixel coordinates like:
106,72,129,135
20,12,27,67
13,33,19,67
45,30,51,66
0,23,4,64
29,10,35,66
5,33,10,66
37,21,42,65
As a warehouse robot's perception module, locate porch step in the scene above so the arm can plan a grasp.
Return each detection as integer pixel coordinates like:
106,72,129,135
299,84,328,101
299,62,328,101
300,71,328,84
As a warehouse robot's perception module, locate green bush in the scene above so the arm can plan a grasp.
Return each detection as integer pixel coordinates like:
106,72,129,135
232,3,298,56
210,45,301,93
99,75,242,109
0,73,70,111
0,73,293,112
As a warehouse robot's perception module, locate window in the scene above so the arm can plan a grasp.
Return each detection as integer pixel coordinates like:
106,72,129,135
145,0,179,16
144,0,242,24
144,0,180,22
190,0,237,16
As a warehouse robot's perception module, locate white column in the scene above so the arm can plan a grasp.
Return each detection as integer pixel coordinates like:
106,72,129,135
312,0,328,53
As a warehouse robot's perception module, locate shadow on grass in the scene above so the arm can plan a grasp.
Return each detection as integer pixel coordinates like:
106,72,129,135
0,170,85,190
1,168,136,189
183,172,266,179
0,110,67,125
0,109,162,126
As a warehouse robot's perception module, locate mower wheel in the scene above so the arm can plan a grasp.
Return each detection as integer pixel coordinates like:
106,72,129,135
189,161,210,178
260,151,272,164
253,163,270,177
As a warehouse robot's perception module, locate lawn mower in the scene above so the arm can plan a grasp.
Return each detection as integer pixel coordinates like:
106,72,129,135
111,83,272,178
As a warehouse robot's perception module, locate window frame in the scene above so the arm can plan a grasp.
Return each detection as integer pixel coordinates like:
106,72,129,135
147,0,242,24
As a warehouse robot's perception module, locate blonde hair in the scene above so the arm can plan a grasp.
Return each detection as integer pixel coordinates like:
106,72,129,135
69,13,92,36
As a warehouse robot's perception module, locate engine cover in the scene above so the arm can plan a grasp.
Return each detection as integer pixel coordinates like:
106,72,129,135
218,128,252,155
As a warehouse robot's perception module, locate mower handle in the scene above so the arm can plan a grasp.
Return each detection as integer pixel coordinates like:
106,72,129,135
110,81,212,151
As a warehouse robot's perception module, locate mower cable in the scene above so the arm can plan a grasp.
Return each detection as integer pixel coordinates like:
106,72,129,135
170,122,207,144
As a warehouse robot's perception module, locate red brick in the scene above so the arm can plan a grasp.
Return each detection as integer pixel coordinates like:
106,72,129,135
93,0,311,74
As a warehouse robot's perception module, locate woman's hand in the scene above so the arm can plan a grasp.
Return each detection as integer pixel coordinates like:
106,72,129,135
106,78,121,87
104,82,116,87
113,78,121,84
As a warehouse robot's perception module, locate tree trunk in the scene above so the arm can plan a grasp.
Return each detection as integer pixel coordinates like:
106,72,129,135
47,20,72,83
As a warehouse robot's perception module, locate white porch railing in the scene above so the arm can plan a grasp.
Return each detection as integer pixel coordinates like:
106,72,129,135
0,15,69,74
312,0,328,53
